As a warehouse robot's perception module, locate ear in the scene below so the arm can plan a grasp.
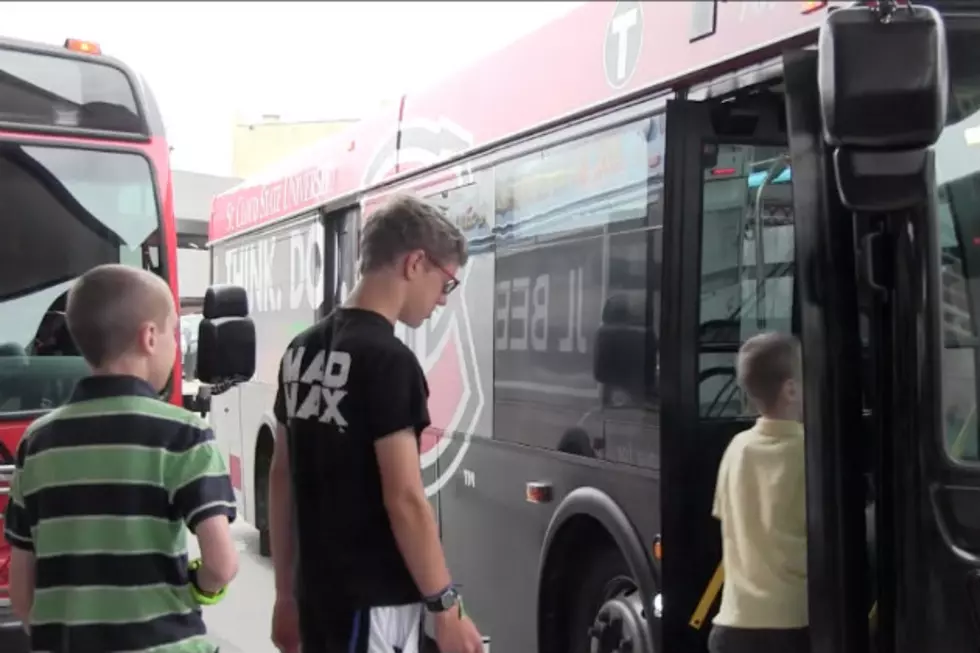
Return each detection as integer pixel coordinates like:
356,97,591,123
784,378,800,401
139,321,158,354
402,250,426,280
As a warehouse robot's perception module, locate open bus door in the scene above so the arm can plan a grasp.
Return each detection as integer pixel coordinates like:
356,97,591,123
787,2,980,653
658,78,795,653
659,3,980,653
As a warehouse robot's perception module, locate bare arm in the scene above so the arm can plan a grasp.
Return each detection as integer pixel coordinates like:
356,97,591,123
376,430,452,597
194,515,239,592
269,423,295,596
8,548,34,624
173,426,239,593
5,440,36,625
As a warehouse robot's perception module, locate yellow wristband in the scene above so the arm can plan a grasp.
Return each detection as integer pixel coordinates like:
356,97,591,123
187,558,227,606
190,583,227,606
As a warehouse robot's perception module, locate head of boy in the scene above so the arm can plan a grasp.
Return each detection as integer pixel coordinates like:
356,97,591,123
66,264,178,391
358,195,468,328
737,331,803,421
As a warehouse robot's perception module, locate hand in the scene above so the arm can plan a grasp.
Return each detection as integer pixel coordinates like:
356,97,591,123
433,606,483,653
271,594,301,653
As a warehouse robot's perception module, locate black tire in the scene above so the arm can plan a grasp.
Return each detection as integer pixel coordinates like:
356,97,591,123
566,547,633,653
255,456,272,558
259,527,271,558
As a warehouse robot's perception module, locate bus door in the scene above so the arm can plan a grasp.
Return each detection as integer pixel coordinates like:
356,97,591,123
321,205,359,315
785,4,980,653
659,82,795,651
781,46,869,653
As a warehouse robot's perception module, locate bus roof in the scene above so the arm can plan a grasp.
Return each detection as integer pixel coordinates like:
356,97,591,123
0,35,164,140
209,1,833,243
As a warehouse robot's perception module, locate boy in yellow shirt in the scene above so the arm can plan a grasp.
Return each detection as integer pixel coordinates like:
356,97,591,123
709,332,809,653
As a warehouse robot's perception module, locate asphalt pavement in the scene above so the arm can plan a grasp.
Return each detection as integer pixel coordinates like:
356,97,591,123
187,520,279,653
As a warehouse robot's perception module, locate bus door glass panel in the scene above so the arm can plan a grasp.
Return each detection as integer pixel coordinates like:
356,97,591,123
321,206,359,316
699,144,795,419
935,19,980,468
684,138,797,641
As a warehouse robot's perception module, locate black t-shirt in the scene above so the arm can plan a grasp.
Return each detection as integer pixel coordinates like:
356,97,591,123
273,308,430,608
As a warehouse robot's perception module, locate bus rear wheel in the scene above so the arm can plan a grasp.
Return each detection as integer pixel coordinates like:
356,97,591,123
568,548,652,653
254,441,273,558
256,470,271,557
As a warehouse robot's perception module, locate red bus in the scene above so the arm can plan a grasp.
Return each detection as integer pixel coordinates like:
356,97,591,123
198,1,980,652
0,36,179,642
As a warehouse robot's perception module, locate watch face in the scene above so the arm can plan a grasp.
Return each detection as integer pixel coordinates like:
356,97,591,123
426,588,458,612
438,589,457,610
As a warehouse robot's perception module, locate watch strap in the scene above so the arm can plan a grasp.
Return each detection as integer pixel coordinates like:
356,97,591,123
423,585,459,613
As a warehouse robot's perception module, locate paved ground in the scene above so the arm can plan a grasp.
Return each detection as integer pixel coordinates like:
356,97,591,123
187,520,278,653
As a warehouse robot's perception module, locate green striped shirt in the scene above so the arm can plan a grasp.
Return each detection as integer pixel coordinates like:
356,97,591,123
3,375,236,652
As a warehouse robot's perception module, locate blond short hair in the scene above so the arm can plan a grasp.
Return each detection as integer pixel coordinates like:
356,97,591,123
66,264,173,367
736,332,801,411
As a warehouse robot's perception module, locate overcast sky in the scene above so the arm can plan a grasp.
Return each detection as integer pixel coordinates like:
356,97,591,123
4,1,580,177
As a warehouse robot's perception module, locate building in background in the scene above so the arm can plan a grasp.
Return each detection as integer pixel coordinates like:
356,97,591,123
232,114,358,178
177,114,359,318
173,170,241,312
173,170,240,383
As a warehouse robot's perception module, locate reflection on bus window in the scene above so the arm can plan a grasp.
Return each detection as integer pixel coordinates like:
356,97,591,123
492,114,664,468
698,144,795,418
937,28,980,464
0,146,162,415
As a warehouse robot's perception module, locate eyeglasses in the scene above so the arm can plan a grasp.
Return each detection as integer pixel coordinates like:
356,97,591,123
425,254,460,295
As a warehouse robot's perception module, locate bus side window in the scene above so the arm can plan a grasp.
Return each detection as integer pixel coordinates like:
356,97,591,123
492,114,664,468
697,145,795,419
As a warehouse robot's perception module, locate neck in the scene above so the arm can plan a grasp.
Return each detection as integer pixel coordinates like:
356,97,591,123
91,358,150,383
762,408,800,423
344,277,402,325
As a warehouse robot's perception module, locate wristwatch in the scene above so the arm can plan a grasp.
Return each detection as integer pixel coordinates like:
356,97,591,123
424,586,460,613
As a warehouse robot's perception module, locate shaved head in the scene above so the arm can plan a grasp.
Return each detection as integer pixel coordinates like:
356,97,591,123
66,264,175,368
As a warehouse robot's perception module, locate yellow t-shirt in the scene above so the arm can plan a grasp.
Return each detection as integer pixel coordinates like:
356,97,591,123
712,417,808,629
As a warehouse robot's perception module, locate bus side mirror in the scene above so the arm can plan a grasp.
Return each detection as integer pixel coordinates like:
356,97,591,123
196,284,256,385
818,2,948,211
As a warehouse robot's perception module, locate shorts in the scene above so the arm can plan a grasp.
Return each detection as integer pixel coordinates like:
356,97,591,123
708,624,810,653
301,603,436,653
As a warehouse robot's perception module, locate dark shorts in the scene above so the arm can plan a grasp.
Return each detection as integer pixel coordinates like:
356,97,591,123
708,624,810,653
301,603,438,653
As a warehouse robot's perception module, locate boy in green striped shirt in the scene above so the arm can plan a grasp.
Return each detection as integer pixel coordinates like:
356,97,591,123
3,264,239,652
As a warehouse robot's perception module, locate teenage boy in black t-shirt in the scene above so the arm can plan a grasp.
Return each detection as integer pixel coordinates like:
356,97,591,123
268,195,484,653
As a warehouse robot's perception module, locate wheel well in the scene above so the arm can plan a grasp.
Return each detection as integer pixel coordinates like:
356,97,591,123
538,514,620,653
254,425,275,530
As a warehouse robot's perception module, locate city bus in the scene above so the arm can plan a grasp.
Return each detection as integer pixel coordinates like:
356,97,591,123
198,1,980,652
0,36,180,644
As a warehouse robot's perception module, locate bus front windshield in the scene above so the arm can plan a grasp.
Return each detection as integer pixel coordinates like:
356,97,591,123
0,143,162,416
